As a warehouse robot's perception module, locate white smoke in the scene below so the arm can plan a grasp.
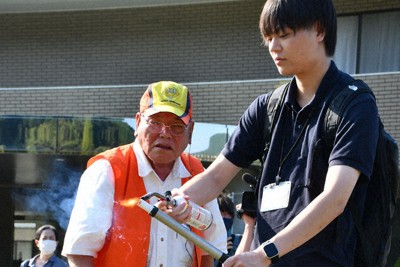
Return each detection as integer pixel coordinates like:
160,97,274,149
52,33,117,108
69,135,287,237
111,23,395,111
13,158,81,230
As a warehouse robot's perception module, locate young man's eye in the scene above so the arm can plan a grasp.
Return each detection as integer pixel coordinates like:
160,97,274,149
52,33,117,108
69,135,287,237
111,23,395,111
279,30,292,38
282,29,295,38
262,37,272,46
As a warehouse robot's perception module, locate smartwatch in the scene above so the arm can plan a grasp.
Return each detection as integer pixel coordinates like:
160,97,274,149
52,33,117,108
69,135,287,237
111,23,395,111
263,240,279,264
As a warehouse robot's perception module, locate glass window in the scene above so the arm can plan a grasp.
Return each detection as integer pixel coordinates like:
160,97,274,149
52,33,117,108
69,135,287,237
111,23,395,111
335,11,400,74
359,11,400,73
334,16,358,74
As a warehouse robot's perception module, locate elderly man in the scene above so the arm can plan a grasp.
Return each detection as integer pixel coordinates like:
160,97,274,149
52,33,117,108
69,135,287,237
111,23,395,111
62,81,227,267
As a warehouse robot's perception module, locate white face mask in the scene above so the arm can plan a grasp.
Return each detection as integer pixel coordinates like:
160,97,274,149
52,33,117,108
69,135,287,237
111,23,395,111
39,240,57,255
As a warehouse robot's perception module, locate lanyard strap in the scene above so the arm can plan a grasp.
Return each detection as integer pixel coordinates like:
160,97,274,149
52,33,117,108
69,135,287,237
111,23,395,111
275,108,312,185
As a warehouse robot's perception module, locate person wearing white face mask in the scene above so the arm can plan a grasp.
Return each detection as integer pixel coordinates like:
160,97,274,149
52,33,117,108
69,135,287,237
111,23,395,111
21,224,68,267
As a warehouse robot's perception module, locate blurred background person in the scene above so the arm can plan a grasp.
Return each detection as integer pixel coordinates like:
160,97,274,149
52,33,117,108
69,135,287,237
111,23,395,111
234,203,256,255
215,191,240,267
20,224,68,267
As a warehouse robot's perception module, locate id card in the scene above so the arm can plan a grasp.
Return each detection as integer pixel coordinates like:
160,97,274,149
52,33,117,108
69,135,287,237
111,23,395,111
260,181,291,212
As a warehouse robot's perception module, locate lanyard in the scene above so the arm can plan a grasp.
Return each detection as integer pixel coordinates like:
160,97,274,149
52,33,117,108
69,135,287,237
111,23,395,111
275,107,312,185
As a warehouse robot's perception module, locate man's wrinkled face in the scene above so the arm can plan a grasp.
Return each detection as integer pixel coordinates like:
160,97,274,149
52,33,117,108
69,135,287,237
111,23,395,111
135,112,193,167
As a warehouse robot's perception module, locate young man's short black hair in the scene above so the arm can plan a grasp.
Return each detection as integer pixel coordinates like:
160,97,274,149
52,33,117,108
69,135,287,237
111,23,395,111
259,0,337,57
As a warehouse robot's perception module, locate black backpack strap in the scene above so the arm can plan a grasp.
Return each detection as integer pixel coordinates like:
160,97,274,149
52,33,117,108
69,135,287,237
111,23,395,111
323,79,374,150
323,79,375,246
261,83,289,164
254,83,289,198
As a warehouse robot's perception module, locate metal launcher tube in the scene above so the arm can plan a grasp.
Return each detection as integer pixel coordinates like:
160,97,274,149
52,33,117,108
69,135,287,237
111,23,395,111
138,193,229,264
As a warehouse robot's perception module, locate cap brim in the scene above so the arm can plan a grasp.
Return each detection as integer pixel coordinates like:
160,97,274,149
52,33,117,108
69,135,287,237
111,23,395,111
143,107,190,125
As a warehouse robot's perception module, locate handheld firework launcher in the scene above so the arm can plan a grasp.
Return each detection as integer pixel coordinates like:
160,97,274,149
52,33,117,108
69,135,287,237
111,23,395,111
137,192,229,264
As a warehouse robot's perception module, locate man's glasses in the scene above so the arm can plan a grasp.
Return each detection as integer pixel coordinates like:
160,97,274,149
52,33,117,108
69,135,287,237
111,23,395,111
142,116,188,136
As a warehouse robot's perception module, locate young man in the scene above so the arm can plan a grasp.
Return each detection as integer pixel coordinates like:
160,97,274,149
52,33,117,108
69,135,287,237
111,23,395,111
62,81,227,267
171,0,379,266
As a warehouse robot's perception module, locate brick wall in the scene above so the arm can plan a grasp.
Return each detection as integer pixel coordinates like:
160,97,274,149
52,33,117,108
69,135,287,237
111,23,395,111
334,0,400,14
1,0,398,87
1,72,399,143
0,0,273,87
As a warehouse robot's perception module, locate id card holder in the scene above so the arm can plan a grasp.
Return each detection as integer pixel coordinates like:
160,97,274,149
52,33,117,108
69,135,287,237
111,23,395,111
260,181,291,212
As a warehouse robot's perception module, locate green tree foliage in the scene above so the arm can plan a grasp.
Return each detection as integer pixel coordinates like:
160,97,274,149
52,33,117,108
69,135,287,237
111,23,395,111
0,116,134,154
81,119,94,154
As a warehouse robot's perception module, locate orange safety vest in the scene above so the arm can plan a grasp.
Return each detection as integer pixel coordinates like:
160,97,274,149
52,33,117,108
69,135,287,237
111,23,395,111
87,144,205,267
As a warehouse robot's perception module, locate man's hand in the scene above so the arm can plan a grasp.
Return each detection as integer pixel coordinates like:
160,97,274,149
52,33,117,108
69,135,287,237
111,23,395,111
236,203,256,227
222,248,270,267
159,188,192,224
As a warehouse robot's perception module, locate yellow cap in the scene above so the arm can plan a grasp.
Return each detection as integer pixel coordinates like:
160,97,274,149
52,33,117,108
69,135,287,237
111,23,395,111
140,81,192,125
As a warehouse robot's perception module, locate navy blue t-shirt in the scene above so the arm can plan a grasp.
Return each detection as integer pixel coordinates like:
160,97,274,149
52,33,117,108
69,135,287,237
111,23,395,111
222,62,379,266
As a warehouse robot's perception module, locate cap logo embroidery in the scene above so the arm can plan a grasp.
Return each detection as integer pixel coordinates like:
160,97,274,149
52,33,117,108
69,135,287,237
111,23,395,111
164,87,180,99
162,87,182,107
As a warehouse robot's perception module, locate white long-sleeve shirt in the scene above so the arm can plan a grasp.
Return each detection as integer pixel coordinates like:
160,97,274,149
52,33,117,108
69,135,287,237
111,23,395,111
62,141,227,267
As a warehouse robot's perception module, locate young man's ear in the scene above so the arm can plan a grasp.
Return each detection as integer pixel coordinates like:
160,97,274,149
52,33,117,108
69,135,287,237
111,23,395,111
314,22,326,40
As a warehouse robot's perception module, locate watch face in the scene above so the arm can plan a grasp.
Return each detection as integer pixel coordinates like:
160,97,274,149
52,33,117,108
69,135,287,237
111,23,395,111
264,241,279,261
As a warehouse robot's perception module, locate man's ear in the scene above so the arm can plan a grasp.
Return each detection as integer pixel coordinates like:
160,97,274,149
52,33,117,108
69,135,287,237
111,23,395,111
314,22,325,41
188,121,194,144
134,112,141,137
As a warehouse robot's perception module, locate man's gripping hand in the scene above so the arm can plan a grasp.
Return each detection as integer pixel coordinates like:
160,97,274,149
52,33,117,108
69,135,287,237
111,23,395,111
161,188,192,224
